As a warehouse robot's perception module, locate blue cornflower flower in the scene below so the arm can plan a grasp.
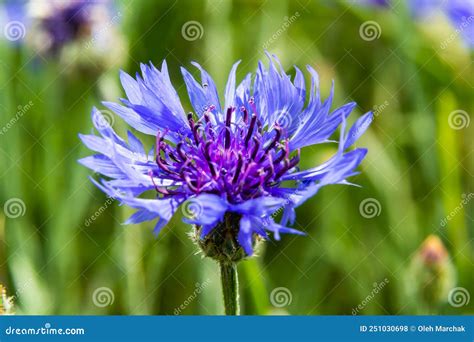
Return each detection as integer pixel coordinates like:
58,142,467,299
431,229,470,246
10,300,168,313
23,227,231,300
79,54,372,257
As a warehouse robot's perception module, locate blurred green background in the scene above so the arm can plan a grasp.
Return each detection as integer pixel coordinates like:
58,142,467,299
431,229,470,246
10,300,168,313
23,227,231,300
0,0,472,315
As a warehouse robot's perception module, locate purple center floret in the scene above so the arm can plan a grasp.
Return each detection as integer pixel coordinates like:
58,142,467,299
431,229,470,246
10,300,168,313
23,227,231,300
150,99,300,203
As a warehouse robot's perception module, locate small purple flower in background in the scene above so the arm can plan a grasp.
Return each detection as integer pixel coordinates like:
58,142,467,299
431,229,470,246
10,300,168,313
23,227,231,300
1,0,125,71
79,54,372,314
38,1,94,55
358,0,391,7
410,0,474,49
1,0,94,52
31,0,124,57
361,0,474,49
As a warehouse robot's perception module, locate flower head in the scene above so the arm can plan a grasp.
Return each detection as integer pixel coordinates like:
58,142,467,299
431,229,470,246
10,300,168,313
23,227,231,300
79,54,372,256
407,235,455,308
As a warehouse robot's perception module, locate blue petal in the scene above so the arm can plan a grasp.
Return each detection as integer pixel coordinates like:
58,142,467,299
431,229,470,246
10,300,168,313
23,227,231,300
191,62,222,116
293,66,306,101
125,209,160,225
229,196,286,217
120,70,142,104
153,219,169,235
319,149,368,186
78,155,125,178
224,60,241,110
238,215,253,255
127,131,146,155
182,194,228,228
181,67,211,118
89,177,183,224
263,218,306,241
235,73,252,109
344,111,373,149
139,62,187,121
103,101,160,135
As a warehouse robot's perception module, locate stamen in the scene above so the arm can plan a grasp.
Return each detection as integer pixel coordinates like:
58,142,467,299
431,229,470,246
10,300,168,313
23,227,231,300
275,149,300,179
274,139,289,164
187,112,194,123
264,126,282,154
155,131,162,157
184,173,198,192
264,154,274,183
241,107,248,123
245,113,257,147
232,153,243,184
250,136,260,160
225,107,232,149
176,142,187,160
256,118,263,133
192,122,200,145
204,141,217,177
154,132,174,173
289,149,301,169
148,170,171,195
204,111,211,123
166,150,179,163
156,155,173,173
152,98,298,201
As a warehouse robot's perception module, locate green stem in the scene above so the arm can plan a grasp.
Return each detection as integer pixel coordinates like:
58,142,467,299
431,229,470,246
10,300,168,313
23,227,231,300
219,261,239,315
